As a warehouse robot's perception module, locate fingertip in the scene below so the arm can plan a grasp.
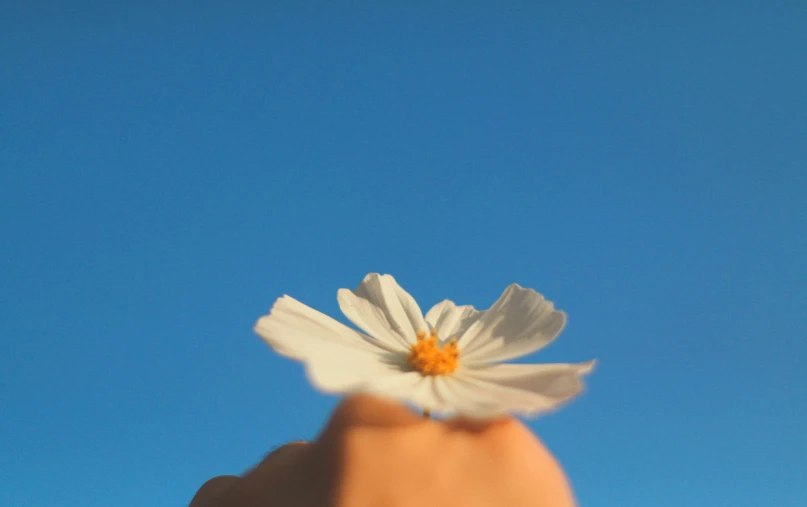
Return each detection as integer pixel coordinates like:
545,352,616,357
444,413,512,433
326,394,423,432
260,441,311,466
188,475,239,507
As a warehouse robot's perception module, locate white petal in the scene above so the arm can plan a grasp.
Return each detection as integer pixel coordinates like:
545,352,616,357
458,284,566,364
337,273,427,349
316,367,447,413
431,375,507,417
366,372,446,412
305,351,409,393
254,295,398,362
424,300,483,340
455,360,596,417
437,375,514,418
308,350,448,414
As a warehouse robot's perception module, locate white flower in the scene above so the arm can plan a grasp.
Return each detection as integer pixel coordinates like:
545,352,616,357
255,273,595,418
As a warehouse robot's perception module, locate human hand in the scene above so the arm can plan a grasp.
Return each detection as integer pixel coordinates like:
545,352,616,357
189,395,577,507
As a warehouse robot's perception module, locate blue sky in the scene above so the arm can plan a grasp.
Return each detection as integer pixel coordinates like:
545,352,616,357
1,2,805,506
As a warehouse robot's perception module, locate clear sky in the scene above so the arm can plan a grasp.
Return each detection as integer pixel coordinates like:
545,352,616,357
2,2,805,506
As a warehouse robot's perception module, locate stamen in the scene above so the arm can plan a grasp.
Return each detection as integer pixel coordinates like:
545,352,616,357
407,329,460,376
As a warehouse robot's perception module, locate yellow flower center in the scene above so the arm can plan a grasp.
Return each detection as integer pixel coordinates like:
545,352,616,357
407,329,460,376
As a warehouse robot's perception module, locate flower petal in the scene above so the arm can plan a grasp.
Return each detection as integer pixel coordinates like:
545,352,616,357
312,363,447,413
305,351,409,393
337,273,427,349
254,295,398,362
437,376,514,418
456,360,596,416
424,300,483,340
458,284,566,364
431,376,508,417
366,372,446,412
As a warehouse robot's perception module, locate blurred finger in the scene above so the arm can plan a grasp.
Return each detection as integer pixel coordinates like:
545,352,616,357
188,475,239,507
322,394,425,434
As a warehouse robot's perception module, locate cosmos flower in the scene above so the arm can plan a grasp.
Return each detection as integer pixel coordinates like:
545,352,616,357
255,273,595,418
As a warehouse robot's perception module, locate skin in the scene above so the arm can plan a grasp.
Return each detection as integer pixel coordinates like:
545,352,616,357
189,395,577,507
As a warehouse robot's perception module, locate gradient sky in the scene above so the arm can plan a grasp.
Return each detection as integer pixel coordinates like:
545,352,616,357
2,2,805,506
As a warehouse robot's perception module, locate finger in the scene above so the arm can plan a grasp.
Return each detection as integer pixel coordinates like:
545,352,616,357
224,441,319,507
443,413,512,433
323,394,425,434
245,441,311,480
188,475,239,507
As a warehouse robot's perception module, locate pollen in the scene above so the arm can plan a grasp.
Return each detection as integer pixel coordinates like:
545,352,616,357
408,329,460,376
